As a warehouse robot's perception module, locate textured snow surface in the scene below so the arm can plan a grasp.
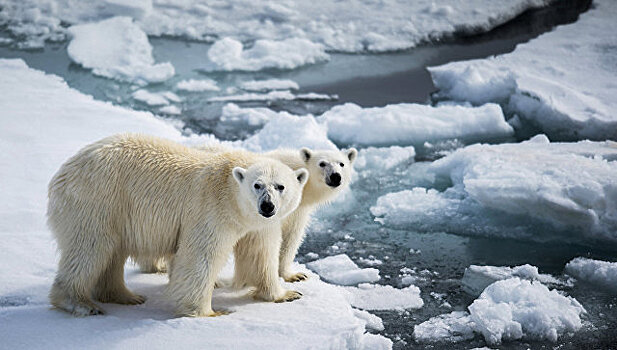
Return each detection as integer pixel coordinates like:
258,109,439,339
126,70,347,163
371,135,617,244
0,0,553,52
67,16,174,84
462,264,563,296
0,59,389,349
429,0,617,140
205,37,329,71
306,254,380,286
318,102,513,147
565,258,617,293
415,278,585,345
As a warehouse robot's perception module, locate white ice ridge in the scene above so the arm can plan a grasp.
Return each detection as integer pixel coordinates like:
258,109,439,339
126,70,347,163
371,135,617,244
462,264,563,297
1,0,553,52
208,90,335,103
67,16,174,84
0,59,390,349
307,254,380,286
318,102,513,147
414,278,585,345
205,37,329,72
240,79,299,92
565,257,617,293
175,79,220,92
429,0,617,140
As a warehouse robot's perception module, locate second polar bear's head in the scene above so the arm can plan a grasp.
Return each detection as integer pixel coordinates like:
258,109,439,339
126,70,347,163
300,147,357,201
232,159,309,221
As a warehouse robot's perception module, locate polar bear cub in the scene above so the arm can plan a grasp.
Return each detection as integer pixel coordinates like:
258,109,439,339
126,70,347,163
47,134,308,317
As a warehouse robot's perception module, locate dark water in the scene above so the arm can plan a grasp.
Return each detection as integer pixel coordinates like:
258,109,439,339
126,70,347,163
3,0,615,349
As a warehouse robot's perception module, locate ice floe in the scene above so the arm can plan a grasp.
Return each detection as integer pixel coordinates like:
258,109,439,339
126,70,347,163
306,254,380,286
429,0,617,140
175,79,220,92
565,257,617,293
240,79,299,92
67,16,174,84
343,283,423,311
462,264,564,296
372,135,617,244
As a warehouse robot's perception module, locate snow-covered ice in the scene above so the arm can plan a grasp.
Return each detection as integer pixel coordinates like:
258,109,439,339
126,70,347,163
318,102,513,147
132,89,171,106
175,79,220,92
343,283,423,311
209,90,335,102
355,146,416,173
240,79,299,92
1,0,553,52
462,264,563,296
429,0,617,140
371,135,617,244
205,37,329,72
0,58,389,349
306,254,380,286
415,278,585,345
565,257,617,293
158,105,181,115
67,17,174,84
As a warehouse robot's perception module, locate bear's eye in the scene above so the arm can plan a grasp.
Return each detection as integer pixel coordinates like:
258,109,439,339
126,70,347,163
254,183,261,190
277,185,285,191
319,161,327,167
340,162,345,167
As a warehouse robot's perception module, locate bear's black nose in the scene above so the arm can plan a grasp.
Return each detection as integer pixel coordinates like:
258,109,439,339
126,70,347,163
259,201,275,217
328,173,341,187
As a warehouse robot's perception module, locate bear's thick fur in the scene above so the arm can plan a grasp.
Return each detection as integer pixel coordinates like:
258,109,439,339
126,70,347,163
47,134,308,317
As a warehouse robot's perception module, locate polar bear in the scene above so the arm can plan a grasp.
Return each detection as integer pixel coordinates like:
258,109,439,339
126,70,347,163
137,146,357,289
47,134,308,317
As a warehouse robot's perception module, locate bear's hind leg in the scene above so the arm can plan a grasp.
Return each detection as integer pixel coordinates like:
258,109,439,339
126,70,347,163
94,253,146,305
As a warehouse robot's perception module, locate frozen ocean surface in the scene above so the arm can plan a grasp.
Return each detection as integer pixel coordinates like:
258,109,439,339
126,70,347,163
1,0,616,349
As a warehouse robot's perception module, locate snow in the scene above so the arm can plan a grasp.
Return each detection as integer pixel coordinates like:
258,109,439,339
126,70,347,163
343,283,423,311
462,264,563,296
318,102,513,147
240,79,299,92
371,135,617,244
0,58,389,349
1,0,553,52
306,254,380,286
353,309,385,332
219,103,278,127
209,90,335,102
429,0,617,140
205,37,329,72
355,146,416,172
158,105,181,115
565,257,617,293
175,79,220,92
415,278,585,345
67,16,174,84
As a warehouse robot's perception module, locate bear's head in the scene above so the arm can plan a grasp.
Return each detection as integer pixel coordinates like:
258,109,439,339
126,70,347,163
299,147,357,202
232,159,309,222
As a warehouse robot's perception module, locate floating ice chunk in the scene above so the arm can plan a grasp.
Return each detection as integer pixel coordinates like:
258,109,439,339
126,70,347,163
357,256,383,267
371,137,617,244
67,17,174,84
414,311,476,343
355,146,416,172
132,89,170,106
565,257,617,293
318,102,512,147
295,92,337,100
175,79,220,92
205,37,329,72
353,309,385,332
158,105,181,115
219,103,279,127
359,333,393,350
469,278,585,345
240,79,299,92
343,283,423,311
462,264,562,296
238,112,337,152
428,0,617,140
209,90,295,102
307,254,380,286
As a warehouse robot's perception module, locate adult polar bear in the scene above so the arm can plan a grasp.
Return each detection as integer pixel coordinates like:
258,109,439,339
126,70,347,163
138,146,357,287
47,134,309,317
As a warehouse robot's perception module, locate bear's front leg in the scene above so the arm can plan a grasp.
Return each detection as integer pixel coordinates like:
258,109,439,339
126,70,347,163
167,228,233,317
234,227,302,303
279,208,312,283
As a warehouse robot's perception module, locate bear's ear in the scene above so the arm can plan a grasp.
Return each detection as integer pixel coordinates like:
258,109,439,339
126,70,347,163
232,167,247,184
300,147,312,163
295,168,309,186
346,148,358,163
